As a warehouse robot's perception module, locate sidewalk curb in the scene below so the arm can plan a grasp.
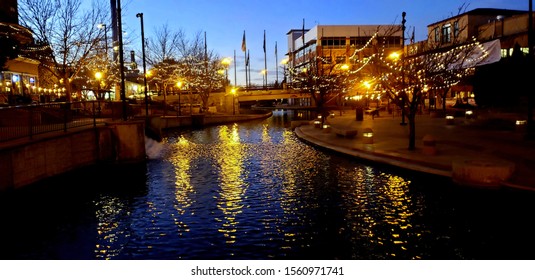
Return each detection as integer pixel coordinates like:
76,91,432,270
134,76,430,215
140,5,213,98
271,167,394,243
295,126,451,178
294,125,534,192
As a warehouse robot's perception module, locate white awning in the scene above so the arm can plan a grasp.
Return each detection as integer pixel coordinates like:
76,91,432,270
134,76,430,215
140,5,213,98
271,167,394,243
449,39,502,70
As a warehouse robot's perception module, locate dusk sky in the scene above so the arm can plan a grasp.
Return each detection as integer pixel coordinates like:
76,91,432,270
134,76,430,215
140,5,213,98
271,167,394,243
119,0,528,86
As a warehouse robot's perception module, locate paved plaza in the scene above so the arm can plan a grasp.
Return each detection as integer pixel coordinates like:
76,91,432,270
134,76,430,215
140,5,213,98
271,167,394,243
294,110,535,191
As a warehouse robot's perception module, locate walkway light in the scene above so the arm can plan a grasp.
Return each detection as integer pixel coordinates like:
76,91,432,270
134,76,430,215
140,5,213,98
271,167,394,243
362,128,374,144
446,115,455,125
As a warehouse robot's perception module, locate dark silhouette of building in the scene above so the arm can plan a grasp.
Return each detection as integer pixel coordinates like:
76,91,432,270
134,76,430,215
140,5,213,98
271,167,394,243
0,0,18,24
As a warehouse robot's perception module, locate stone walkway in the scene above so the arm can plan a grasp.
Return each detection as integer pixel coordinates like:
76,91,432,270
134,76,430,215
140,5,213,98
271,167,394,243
294,110,535,191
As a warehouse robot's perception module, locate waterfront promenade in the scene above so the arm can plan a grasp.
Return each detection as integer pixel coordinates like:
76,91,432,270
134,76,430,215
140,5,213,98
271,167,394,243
294,110,535,191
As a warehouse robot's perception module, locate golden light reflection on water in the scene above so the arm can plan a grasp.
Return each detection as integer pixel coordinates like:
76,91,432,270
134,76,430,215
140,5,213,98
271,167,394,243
215,124,246,244
261,123,271,143
345,167,417,258
381,174,415,257
169,135,194,235
94,196,127,259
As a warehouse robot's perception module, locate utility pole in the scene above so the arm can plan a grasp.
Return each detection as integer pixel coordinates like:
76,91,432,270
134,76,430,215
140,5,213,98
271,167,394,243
400,11,407,126
117,0,127,121
136,13,149,117
528,0,534,139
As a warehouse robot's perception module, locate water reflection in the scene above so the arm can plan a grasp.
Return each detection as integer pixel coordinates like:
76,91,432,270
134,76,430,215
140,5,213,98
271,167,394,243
169,135,194,235
94,195,128,259
215,124,246,244
2,110,535,260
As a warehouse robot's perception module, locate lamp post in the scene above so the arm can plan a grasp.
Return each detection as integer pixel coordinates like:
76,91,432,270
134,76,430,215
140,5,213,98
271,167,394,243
221,57,231,86
231,87,237,115
117,0,127,121
95,71,102,116
177,81,183,116
400,11,407,126
281,58,288,88
97,24,108,58
136,13,149,117
528,0,534,139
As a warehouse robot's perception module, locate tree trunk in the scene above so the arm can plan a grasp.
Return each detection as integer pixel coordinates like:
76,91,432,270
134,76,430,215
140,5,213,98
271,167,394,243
442,90,447,113
408,111,416,150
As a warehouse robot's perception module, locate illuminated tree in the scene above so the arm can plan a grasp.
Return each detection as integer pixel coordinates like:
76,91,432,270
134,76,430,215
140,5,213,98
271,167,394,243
289,51,357,122
19,0,108,101
369,25,487,150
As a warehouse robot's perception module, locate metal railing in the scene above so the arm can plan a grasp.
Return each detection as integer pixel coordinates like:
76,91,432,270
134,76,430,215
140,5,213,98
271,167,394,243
0,101,135,143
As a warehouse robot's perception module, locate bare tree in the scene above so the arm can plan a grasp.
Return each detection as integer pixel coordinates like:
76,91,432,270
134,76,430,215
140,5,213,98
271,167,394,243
19,0,108,101
176,32,225,112
370,12,487,150
145,23,183,66
146,28,225,112
289,51,351,122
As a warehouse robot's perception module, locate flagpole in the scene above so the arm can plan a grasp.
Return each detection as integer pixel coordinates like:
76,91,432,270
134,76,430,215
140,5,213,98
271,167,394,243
234,50,237,86
241,30,247,89
247,50,251,88
263,30,267,88
275,41,278,87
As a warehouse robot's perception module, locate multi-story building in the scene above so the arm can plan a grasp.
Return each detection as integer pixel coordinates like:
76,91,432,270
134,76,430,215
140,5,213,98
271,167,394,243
0,0,42,104
286,24,403,83
412,8,532,104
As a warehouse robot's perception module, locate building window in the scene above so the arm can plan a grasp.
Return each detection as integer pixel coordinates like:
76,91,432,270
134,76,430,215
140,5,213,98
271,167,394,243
349,37,372,48
441,23,451,43
335,56,345,63
434,27,440,43
321,37,346,48
453,21,460,38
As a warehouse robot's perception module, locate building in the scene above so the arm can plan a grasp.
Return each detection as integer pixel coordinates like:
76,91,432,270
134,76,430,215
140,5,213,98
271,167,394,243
413,8,532,105
287,24,403,79
0,0,18,24
0,0,47,104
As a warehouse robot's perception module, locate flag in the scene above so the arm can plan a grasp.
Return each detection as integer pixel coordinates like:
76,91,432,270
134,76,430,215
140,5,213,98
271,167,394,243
263,30,266,54
302,18,305,45
246,51,250,66
275,41,277,56
241,31,246,52
410,28,415,44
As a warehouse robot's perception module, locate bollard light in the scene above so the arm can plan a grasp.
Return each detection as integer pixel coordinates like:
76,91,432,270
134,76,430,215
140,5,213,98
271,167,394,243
362,128,373,144
516,120,527,133
465,110,473,119
446,115,455,125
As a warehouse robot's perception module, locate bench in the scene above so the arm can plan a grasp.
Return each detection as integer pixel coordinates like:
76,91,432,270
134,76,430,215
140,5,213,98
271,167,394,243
331,127,358,138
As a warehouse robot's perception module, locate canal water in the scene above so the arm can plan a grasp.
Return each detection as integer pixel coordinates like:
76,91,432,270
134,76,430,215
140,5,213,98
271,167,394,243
1,110,534,260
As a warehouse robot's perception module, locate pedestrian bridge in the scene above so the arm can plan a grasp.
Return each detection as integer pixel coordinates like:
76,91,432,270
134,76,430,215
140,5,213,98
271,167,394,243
235,88,309,102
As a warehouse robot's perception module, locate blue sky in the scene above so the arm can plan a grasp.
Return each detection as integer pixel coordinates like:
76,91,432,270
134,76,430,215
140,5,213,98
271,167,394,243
120,0,528,86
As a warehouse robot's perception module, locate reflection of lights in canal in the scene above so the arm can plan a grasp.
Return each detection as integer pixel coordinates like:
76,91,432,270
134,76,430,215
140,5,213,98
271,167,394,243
170,135,194,235
215,124,246,244
94,196,128,259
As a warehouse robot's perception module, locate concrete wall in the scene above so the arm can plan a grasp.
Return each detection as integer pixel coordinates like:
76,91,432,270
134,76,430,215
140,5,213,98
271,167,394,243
0,121,146,192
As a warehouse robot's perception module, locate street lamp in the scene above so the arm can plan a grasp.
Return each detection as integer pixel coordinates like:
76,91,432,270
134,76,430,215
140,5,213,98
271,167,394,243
95,71,103,116
280,58,289,87
177,81,183,116
97,24,108,58
231,87,237,115
221,57,231,86
400,11,407,126
117,0,127,121
136,12,149,117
